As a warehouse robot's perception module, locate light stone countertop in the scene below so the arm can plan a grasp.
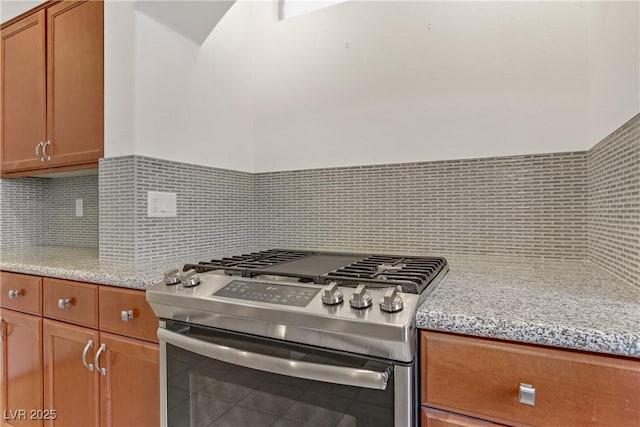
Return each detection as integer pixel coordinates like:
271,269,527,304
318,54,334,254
416,255,640,358
2,246,638,358
0,246,232,289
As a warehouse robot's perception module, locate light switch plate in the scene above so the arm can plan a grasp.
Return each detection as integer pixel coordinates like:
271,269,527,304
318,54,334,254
148,191,177,217
75,199,83,217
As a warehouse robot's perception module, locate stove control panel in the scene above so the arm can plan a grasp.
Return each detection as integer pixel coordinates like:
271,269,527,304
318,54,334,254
213,280,320,307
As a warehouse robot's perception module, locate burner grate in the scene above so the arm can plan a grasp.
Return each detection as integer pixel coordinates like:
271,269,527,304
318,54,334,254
321,255,447,293
183,249,314,274
180,249,447,294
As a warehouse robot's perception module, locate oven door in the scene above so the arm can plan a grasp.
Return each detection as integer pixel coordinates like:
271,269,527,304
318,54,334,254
158,320,416,427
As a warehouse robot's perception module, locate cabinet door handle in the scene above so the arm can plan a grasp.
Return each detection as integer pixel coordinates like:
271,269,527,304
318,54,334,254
82,340,94,372
43,140,51,161
95,343,107,376
57,298,71,309
120,310,134,322
519,383,535,406
35,142,44,161
8,289,22,299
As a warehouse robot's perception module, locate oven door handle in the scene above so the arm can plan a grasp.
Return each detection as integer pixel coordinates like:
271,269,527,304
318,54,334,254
158,327,390,390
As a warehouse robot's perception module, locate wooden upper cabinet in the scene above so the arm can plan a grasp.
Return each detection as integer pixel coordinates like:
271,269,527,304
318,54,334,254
0,0,103,176
0,10,47,173
46,0,103,168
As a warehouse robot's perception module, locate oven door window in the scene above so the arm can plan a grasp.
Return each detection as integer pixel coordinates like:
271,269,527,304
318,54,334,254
163,321,396,427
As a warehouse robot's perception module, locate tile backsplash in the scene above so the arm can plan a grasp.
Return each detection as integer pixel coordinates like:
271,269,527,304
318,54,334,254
99,156,255,263
49,175,99,247
0,177,50,247
255,152,587,259
0,174,99,248
3,116,637,286
587,114,639,285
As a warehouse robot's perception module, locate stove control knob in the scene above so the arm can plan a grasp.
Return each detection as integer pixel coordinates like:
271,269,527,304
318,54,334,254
379,287,403,313
349,284,372,309
182,269,201,288
321,282,343,305
164,268,181,285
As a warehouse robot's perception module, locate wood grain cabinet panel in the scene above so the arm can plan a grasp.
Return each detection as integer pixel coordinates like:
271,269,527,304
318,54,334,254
0,0,103,177
421,331,640,427
43,278,98,329
0,10,47,173
98,333,159,427
0,310,43,427
0,269,161,427
98,287,158,343
0,272,42,315
45,0,103,168
422,408,504,427
43,319,100,427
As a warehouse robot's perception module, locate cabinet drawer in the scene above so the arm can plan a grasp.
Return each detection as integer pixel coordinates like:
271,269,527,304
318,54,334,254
0,272,42,315
43,278,98,328
98,286,158,343
421,331,640,427
422,407,504,427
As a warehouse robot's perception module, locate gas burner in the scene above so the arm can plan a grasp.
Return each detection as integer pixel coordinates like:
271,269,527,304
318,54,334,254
181,249,447,294
321,255,446,293
182,249,314,274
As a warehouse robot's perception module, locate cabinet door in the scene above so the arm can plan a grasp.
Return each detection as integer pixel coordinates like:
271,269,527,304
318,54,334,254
98,332,159,427
0,10,47,173
46,0,103,168
43,319,99,427
0,309,43,427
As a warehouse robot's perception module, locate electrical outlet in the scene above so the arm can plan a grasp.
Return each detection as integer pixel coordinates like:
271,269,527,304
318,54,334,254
147,191,177,217
76,199,83,217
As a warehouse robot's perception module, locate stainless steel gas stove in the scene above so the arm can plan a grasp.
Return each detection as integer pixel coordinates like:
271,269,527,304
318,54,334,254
146,249,448,427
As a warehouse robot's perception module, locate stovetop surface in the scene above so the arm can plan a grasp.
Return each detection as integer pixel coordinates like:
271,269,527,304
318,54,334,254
183,249,448,294
148,249,449,361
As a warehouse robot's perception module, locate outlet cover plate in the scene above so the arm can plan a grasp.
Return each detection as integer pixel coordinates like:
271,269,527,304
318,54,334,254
148,191,177,217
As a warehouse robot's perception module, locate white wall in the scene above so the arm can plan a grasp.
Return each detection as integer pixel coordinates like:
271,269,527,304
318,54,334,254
250,1,591,172
0,0,41,23
587,1,640,146
102,1,638,173
104,0,254,172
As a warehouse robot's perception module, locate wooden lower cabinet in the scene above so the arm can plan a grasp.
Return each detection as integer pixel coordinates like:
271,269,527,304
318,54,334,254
42,322,159,427
0,310,43,427
98,332,159,427
43,319,99,427
0,272,159,426
421,331,640,427
422,407,504,427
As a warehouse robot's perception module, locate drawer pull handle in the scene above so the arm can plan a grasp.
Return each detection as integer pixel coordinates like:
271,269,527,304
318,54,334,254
82,340,94,372
58,298,71,309
8,290,22,299
519,383,535,406
95,343,107,376
121,310,134,322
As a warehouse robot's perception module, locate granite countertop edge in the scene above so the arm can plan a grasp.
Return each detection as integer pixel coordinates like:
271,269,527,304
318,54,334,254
0,262,158,290
416,311,640,358
2,248,638,359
